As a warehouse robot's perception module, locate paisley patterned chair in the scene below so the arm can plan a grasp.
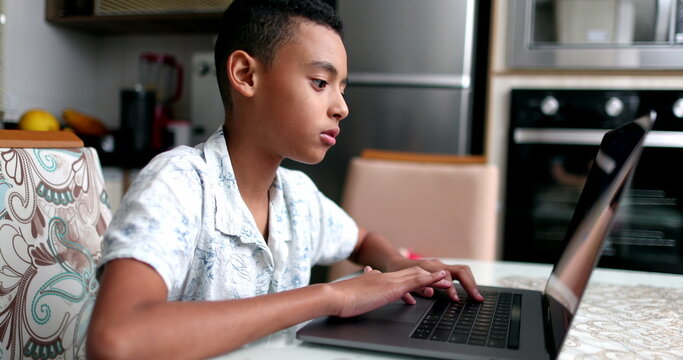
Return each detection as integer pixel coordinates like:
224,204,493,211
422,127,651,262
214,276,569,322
0,130,112,360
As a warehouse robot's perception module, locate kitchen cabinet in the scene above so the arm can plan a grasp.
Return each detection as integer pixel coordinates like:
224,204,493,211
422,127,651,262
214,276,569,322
45,0,223,34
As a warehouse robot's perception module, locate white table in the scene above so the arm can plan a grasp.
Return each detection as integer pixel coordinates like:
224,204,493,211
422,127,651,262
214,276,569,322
214,259,683,360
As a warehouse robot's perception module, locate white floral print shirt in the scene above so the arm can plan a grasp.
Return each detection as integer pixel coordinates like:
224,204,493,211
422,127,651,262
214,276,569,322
100,128,358,301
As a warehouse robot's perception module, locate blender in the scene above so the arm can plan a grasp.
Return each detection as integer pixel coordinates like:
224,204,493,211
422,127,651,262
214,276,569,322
138,52,184,151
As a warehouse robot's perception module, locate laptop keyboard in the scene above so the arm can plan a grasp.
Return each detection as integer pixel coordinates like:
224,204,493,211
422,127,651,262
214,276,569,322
410,290,522,349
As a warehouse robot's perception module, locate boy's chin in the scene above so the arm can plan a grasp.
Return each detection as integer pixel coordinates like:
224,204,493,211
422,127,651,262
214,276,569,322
288,150,329,165
291,157,325,166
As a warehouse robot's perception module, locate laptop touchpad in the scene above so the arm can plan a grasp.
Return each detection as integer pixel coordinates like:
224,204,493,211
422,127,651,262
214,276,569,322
359,298,432,323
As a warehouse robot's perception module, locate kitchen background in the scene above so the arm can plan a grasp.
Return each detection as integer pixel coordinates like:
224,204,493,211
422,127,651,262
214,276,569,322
2,0,682,273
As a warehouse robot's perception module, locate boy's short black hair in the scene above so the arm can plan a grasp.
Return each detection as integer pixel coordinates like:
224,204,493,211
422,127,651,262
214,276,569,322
214,0,343,112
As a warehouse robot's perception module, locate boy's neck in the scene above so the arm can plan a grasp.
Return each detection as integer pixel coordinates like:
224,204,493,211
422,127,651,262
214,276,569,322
224,133,280,194
224,129,279,239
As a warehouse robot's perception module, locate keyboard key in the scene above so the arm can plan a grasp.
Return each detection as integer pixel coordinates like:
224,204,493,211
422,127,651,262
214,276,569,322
488,339,506,348
429,300,449,315
471,330,489,338
449,335,468,344
468,339,486,346
453,328,470,335
411,328,431,339
431,330,451,342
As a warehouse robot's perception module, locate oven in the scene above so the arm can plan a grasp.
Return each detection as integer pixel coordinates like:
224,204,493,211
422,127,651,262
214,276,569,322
503,89,683,274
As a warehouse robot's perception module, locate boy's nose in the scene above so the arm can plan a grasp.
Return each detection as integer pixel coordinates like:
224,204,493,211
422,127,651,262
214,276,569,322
331,93,349,121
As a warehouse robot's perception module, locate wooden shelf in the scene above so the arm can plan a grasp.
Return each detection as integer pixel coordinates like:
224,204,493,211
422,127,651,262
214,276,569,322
46,1,223,35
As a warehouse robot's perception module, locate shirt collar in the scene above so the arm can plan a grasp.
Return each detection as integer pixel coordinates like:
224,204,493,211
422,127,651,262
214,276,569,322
202,127,292,244
268,173,292,243
203,127,249,240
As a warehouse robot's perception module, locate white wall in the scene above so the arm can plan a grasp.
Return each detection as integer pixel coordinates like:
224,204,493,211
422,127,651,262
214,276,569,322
4,0,99,121
3,1,215,128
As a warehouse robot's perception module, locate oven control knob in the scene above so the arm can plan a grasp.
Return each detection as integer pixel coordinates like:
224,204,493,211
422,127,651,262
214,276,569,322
605,97,624,117
673,98,683,118
540,96,559,116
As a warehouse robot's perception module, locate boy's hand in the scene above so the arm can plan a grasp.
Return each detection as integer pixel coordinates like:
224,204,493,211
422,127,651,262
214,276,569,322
349,229,483,305
387,258,484,303
328,266,452,318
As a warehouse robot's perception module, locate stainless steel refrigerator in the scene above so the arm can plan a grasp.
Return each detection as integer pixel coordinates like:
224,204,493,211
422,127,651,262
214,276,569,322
284,0,487,201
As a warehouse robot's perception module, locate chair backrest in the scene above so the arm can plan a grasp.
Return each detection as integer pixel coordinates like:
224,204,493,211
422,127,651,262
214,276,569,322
0,130,112,359
328,150,498,281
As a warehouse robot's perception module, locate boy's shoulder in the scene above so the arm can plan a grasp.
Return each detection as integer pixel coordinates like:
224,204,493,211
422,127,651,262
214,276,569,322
148,145,207,172
132,145,210,190
276,166,319,193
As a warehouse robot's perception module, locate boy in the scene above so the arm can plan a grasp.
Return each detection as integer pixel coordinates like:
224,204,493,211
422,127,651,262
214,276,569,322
87,0,483,359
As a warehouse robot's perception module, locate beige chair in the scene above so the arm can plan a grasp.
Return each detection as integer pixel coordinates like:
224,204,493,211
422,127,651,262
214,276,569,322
328,149,498,281
0,130,112,359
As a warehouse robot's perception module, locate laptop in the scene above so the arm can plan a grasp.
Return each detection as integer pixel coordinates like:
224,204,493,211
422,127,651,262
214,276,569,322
297,112,656,360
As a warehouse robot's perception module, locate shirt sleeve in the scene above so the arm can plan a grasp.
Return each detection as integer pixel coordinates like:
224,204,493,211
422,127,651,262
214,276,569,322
99,152,204,298
311,189,359,266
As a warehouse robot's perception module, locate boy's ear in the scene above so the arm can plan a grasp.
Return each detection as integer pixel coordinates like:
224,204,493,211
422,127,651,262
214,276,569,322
227,50,259,98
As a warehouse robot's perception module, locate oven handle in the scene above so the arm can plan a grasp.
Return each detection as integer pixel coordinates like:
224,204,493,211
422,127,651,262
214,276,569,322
514,128,683,148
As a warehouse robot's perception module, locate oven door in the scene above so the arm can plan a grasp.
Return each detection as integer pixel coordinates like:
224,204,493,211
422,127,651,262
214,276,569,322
504,128,683,274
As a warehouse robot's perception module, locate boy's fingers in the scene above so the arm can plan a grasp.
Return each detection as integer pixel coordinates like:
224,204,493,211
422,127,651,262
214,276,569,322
446,284,460,302
450,266,483,302
413,286,434,299
430,278,453,289
406,270,448,301
363,266,382,275
437,272,459,302
417,270,448,291
427,270,447,283
401,292,417,305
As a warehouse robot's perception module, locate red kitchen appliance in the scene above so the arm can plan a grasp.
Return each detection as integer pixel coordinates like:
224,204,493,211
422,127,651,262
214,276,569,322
138,52,183,150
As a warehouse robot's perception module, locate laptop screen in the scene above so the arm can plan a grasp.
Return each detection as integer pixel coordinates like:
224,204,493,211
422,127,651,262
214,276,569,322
542,112,656,356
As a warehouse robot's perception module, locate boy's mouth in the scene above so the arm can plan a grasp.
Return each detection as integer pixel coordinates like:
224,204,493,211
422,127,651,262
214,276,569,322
320,128,340,146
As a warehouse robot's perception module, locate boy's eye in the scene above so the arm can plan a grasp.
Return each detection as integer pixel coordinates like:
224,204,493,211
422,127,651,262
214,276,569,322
312,79,328,89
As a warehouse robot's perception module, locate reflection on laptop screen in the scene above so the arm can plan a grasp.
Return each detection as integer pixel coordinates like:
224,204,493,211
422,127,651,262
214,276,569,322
543,112,655,354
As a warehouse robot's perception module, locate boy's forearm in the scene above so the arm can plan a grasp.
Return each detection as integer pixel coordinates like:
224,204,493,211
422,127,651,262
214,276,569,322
349,229,408,272
92,284,335,359
88,260,338,360
145,284,335,357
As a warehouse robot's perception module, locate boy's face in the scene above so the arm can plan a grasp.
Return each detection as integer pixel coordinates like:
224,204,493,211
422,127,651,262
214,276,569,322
252,20,349,165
